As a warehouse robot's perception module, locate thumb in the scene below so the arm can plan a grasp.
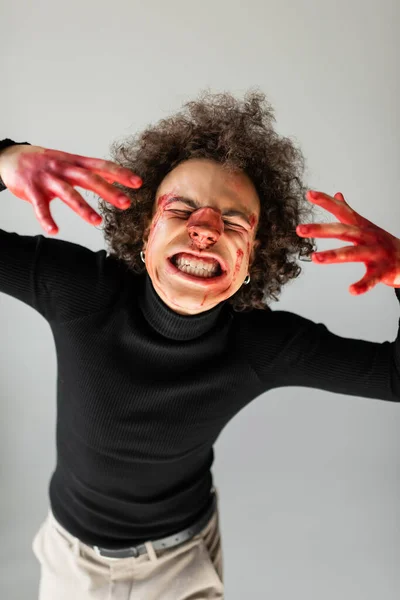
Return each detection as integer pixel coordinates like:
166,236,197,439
334,192,346,202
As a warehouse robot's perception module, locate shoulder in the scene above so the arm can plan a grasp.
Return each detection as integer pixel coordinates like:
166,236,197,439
231,304,318,356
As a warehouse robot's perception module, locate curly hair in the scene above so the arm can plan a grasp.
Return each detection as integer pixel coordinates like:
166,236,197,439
98,89,317,311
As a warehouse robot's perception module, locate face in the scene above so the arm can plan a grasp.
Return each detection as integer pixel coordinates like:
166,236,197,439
142,158,260,315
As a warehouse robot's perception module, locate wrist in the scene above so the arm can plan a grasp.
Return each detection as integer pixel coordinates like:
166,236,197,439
0,141,31,191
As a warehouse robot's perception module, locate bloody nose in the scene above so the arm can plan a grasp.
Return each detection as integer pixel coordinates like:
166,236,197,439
186,207,224,250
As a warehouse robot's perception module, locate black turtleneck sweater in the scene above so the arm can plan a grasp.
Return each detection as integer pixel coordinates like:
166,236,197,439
1,225,400,547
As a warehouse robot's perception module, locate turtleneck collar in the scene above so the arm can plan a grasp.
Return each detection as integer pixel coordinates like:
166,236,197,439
138,273,229,341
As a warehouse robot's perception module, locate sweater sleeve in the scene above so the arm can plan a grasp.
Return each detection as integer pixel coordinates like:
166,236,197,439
0,229,125,323
0,139,31,191
242,290,400,403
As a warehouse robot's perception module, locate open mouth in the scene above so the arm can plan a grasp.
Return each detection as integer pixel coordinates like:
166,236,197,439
169,252,224,279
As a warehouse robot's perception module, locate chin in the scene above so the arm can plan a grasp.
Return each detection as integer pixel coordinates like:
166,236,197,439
149,262,241,312
168,287,223,313
154,279,229,314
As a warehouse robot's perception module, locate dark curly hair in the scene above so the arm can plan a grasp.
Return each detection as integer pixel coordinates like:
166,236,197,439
98,89,317,311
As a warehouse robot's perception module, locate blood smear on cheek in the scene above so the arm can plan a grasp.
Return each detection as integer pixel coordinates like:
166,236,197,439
147,196,173,244
246,240,251,260
249,214,257,231
233,249,244,282
147,192,179,244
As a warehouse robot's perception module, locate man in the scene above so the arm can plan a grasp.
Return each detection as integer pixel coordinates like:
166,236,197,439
0,90,399,599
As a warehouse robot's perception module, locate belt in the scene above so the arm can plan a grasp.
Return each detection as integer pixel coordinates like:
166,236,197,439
92,490,216,559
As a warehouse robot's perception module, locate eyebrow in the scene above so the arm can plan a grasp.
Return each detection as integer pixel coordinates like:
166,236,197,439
166,196,252,226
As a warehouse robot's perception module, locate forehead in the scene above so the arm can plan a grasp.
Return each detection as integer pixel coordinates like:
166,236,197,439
157,158,260,214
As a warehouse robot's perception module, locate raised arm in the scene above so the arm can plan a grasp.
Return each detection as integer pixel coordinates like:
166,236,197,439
0,138,142,234
0,138,143,321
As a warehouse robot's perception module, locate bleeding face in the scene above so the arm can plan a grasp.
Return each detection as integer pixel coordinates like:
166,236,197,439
142,158,260,315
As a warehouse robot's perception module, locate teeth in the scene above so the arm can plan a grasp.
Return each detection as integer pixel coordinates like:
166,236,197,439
178,264,216,278
175,256,219,276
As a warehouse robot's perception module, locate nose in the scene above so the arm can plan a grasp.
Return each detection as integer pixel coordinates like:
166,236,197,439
186,207,224,250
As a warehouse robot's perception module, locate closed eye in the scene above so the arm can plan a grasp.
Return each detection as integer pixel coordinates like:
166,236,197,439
168,209,245,230
169,210,192,216
223,220,244,229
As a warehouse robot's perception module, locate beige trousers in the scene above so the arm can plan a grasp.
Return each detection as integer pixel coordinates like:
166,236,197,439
32,491,224,599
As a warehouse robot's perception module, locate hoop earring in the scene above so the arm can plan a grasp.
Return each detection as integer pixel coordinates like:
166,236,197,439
243,274,250,285
140,250,146,264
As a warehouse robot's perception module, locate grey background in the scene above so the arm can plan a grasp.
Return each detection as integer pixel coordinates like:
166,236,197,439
1,0,400,598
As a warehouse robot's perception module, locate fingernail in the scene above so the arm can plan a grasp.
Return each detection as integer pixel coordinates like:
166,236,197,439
91,214,101,223
131,176,142,187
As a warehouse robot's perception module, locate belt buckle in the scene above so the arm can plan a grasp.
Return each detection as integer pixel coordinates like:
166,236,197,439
93,545,139,559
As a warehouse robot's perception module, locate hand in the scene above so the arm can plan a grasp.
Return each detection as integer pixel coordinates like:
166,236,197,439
296,190,400,295
0,144,142,234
